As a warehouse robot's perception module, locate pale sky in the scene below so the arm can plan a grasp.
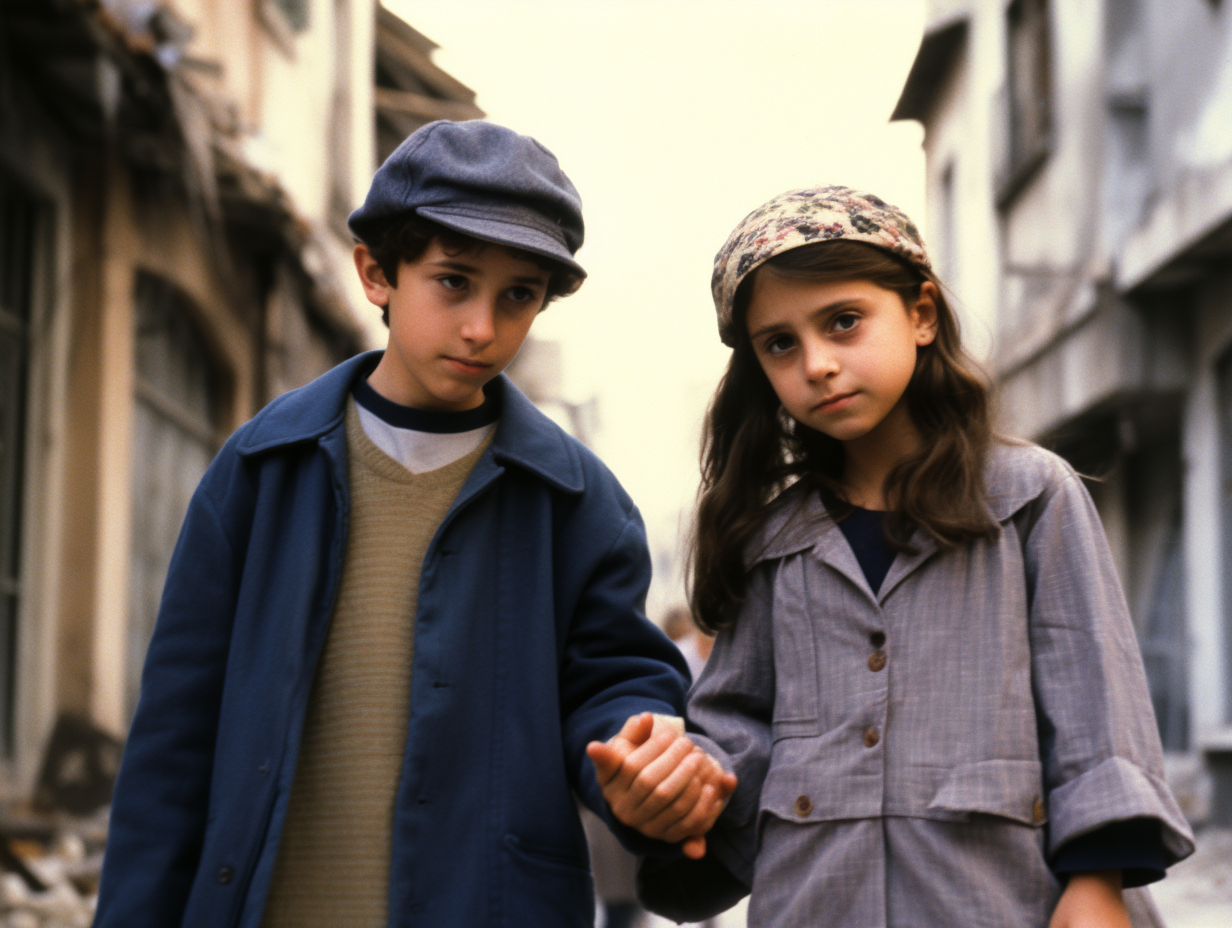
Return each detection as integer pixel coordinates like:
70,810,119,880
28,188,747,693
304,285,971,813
389,0,928,614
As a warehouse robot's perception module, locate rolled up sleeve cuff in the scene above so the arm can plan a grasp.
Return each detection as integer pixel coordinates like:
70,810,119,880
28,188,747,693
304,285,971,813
1046,756,1194,864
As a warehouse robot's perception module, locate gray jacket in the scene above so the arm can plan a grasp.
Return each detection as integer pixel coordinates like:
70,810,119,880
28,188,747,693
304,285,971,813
688,442,1193,924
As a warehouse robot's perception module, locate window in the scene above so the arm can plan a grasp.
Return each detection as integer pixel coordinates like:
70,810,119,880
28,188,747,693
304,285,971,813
127,275,222,719
1219,351,1232,726
996,0,1053,206
938,161,957,285
0,173,38,757
257,0,310,55
1103,0,1151,247
275,0,309,32
1140,512,1188,751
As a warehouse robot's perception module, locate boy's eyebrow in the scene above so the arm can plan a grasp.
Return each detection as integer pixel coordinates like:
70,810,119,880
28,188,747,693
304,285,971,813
430,259,549,285
430,259,482,274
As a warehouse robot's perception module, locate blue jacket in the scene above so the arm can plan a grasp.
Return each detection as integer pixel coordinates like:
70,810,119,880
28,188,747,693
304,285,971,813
94,352,690,928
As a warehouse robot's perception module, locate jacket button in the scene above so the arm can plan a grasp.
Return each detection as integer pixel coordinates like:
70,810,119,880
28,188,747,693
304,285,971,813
218,866,233,885
869,631,886,648
868,649,887,672
863,726,880,748
1032,797,1046,824
794,795,812,817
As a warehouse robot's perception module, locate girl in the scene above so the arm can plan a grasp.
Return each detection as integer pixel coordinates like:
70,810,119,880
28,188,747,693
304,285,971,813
643,187,1194,928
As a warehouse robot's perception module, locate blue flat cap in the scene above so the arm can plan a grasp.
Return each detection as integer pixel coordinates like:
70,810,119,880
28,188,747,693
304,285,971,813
349,120,586,277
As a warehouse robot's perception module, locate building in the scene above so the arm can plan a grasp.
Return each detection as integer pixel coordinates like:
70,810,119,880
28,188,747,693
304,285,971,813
0,0,480,799
893,0,1232,821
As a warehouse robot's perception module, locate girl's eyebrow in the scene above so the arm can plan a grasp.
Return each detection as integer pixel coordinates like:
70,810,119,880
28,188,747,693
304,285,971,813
814,297,864,318
748,298,864,341
748,320,789,341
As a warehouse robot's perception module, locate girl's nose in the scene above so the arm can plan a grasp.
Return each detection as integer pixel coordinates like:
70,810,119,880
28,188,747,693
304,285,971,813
803,343,839,381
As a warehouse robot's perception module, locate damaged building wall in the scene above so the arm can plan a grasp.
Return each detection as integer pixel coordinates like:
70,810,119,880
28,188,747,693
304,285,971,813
0,0,476,802
894,0,1232,820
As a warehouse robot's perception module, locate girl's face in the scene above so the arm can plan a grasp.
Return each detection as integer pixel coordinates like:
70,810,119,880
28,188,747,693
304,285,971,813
745,273,938,444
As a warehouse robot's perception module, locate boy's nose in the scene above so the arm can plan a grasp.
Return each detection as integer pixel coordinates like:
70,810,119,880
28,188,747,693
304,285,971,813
459,301,497,345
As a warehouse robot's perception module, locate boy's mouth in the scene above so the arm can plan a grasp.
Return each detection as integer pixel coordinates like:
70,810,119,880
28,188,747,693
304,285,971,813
444,356,491,375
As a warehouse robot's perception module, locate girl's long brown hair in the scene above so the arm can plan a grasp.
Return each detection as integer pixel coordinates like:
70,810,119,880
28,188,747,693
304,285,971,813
690,241,996,633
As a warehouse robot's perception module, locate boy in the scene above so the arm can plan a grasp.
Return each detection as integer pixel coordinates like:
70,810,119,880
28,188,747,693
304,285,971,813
94,120,730,928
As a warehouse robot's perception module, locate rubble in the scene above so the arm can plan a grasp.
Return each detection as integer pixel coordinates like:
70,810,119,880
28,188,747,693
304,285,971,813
0,809,107,928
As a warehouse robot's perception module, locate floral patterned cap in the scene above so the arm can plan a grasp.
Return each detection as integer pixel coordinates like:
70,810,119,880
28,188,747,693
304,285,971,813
711,185,931,346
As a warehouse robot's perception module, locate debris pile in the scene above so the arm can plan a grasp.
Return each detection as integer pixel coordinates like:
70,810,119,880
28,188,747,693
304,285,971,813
0,715,120,927
0,810,107,928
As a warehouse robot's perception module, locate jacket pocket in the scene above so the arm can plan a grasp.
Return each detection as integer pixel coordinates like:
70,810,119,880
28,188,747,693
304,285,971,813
502,834,593,927
769,557,821,737
927,759,1047,826
757,758,884,825
503,833,591,875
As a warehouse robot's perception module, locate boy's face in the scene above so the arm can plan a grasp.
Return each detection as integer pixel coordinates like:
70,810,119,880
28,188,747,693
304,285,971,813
355,239,549,411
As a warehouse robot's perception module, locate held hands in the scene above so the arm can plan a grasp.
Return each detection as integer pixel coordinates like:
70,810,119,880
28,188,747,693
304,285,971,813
586,712,738,860
1048,872,1132,928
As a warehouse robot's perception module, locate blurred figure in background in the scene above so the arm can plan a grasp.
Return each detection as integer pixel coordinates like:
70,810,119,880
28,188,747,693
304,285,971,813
662,605,713,682
580,804,645,928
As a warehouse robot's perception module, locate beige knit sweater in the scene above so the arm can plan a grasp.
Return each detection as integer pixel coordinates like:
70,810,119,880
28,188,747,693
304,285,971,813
260,400,490,927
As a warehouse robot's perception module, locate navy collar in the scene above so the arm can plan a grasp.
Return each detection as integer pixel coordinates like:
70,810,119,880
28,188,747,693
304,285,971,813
235,350,584,494
352,370,501,434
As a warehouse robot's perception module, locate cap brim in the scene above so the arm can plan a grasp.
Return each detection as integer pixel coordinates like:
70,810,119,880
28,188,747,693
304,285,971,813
417,206,586,278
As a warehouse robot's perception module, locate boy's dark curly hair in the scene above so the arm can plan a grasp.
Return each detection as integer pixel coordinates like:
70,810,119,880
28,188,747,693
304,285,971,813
360,214,585,326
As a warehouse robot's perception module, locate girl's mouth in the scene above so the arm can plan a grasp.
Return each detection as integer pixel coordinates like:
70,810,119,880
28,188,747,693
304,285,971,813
813,391,858,413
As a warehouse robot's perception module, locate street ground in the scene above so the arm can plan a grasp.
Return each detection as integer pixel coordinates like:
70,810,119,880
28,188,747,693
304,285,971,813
1152,827,1232,928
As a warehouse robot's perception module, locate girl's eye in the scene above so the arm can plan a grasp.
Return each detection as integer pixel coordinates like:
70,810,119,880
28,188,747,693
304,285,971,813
831,312,859,333
439,275,468,291
764,334,795,356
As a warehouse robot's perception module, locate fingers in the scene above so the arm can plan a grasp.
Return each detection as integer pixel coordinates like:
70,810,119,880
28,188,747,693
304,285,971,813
588,716,738,852
606,734,698,826
627,737,702,814
681,835,708,860
587,712,656,787
621,746,732,840
586,740,623,785
656,782,728,844
620,712,655,747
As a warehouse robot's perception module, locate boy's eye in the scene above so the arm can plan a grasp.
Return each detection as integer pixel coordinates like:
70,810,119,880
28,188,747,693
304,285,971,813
505,286,539,304
439,274,468,290
831,312,859,333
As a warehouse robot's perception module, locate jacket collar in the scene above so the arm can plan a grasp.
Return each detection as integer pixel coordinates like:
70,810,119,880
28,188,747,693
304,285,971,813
743,441,1053,598
235,350,584,494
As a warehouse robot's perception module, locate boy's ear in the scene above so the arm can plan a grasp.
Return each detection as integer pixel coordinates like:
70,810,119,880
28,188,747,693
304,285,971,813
354,243,394,309
912,281,940,347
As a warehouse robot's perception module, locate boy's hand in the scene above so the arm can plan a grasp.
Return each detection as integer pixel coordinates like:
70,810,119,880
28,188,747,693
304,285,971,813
586,712,737,860
1048,872,1132,928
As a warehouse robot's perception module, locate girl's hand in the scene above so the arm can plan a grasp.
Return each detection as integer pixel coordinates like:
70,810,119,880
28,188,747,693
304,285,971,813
1048,872,1131,928
586,712,737,859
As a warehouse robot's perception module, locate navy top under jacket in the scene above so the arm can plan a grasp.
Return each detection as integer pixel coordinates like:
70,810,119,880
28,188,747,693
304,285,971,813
93,352,690,928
